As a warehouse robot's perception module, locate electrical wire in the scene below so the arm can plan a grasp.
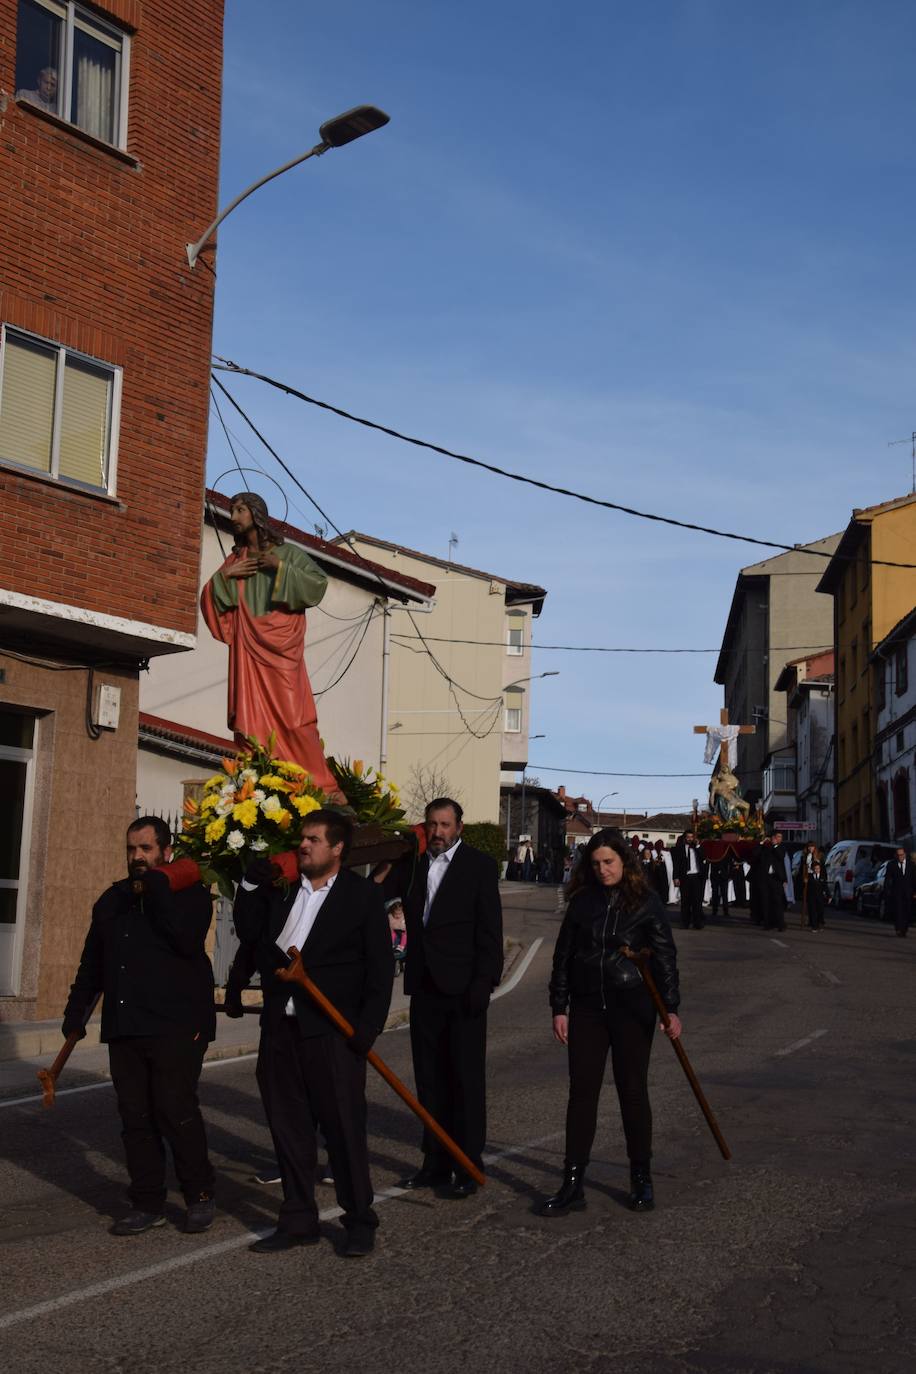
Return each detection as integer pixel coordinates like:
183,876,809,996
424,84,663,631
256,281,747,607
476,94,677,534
313,607,376,698
390,633,836,656
529,766,712,777
211,357,916,571
210,388,248,484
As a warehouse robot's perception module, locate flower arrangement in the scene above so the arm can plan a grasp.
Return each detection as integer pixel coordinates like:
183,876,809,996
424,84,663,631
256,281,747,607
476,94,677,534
175,737,408,897
696,810,765,841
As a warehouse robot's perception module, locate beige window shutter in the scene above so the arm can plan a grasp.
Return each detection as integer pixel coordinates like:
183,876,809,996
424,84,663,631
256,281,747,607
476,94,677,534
59,355,110,487
0,334,56,473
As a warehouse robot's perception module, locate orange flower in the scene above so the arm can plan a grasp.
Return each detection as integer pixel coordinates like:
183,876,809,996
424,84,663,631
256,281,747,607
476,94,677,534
222,757,237,776
237,777,255,801
183,798,198,816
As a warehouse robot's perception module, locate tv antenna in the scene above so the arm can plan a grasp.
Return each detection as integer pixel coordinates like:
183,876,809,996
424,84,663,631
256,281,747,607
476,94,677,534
888,431,916,494
448,531,459,562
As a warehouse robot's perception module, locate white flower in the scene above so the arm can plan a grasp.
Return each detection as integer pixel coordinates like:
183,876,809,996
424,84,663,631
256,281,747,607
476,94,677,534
216,801,233,817
249,837,268,852
260,795,281,816
226,830,246,851
252,789,266,803
240,768,258,782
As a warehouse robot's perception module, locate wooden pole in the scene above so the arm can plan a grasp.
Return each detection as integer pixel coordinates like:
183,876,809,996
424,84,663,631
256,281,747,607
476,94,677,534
276,948,486,1187
621,946,731,1161
36,994,102,1108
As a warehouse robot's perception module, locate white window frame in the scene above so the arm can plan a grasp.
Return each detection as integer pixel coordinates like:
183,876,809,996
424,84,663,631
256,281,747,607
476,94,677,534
0,322,122,496
19,0,130,149
0,729,37,998
506,626,524,656
504,707,522,733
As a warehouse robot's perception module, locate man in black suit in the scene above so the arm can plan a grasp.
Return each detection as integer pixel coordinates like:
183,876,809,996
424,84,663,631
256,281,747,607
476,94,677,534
672,830,708,929
233,811,393,1257
402,798,503,1198
62,816,216,1236
761,832,789,931
884,847,915,937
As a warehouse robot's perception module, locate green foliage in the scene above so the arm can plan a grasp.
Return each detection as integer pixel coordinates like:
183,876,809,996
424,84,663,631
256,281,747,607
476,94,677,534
462,822,507,862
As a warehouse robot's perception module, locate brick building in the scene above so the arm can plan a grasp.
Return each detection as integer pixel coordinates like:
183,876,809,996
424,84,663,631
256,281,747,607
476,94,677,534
0,0,224,1017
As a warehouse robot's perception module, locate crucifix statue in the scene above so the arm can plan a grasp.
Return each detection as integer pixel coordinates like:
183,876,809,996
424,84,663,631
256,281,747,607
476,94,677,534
693,708,755,820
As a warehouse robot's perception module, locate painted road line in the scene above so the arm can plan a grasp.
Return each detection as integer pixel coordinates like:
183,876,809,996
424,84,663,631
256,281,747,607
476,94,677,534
0,1131,564,1333
770,939,789,949
776,1029,828,1057
821,971,841,985
492,938,544,1002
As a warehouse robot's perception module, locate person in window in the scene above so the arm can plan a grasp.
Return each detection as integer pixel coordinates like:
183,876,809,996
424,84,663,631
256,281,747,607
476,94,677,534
16,66,58,113
540,828,681,1217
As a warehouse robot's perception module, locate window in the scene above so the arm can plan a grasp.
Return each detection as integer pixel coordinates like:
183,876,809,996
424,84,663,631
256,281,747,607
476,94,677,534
0,326,120,493
895,645,908,697
876,660,887,712
504,687,523,734
897,730,906,755
16,0,129,148
506,627,524,656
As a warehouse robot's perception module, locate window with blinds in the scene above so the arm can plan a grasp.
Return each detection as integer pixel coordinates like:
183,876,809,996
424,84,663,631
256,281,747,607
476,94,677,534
504,687,523,734
0,325,120,493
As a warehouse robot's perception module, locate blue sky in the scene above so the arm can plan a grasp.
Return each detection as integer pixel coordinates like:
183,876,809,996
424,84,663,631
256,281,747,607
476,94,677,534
206,0,916,813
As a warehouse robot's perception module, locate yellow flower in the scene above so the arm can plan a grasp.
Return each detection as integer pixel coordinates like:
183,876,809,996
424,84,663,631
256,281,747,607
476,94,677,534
232,799,259,829
204,774,225,790
353,759,364,777
259,773,291,793
276,760,306,777
200,794,219,814
205,817,226,844
276,809,293,830
292,795,321,818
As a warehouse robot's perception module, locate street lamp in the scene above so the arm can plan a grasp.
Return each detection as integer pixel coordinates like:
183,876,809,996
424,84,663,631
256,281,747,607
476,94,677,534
594,792,619,832
186,105,390,268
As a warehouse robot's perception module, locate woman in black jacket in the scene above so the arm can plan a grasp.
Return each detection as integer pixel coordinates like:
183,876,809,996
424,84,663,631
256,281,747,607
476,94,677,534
540,828,682,1217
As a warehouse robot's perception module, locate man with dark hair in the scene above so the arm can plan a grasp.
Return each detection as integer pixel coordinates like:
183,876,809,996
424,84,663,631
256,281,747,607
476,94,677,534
62,818,216,1235
672,830,708,930
233,811,393,1257
402,797,503,1198
884,846,915,938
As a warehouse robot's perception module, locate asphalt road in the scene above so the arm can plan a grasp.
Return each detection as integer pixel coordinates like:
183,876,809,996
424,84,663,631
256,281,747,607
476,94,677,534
1,885,914,1374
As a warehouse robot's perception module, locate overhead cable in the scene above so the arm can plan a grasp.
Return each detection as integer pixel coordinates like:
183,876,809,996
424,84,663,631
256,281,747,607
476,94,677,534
211,357,916,571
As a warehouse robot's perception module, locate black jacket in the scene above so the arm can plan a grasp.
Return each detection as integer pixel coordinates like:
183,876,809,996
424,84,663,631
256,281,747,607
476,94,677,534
233,867,393,1047
884,858,915,921
549,884,680,1014
403,842,503,997
62,872,215,1043
672,841,708,884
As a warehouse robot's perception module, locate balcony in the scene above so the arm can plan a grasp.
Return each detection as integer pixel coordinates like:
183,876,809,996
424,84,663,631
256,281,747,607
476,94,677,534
762,754,797,818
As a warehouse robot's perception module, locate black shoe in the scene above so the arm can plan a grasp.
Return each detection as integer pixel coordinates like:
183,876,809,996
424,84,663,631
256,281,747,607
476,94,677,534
538,1163,587,1217
343,1224,376,1258
628,1165,654,1212
448,1173,479,1199
694,923,705,930
249,1229,321,1253
111,1209,166,1236
401,1166,452,1190
184,1198,215,1234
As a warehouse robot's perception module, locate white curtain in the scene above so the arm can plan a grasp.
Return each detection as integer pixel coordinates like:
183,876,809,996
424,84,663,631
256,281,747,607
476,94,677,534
74,30,116,143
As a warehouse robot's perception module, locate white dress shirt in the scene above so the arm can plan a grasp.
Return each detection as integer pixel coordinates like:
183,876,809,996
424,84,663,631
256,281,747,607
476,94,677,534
423,838,462,925
686,845,699,876
276,873,337,1015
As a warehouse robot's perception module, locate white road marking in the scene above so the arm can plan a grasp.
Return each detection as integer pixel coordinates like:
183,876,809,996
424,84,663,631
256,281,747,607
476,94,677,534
2,942,544,1113
776,1028,828,1057
492,938,544,1001
0,1131,563,1333
770,939,788,949
821,971,841,985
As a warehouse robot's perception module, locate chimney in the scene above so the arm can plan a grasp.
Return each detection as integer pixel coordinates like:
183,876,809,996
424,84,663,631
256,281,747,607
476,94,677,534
557,785,566,799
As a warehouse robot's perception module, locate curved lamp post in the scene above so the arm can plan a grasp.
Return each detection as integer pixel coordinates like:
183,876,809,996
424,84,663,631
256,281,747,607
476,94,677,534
187,104,390,268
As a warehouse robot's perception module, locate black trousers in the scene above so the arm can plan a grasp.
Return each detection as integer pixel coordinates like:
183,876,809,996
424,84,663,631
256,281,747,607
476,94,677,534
256,1018,377,1235
565,991,657,1166
108,1033,213,1213
762,877,787,930
680,874,704,927
710,870,730,916
409,985,487,1173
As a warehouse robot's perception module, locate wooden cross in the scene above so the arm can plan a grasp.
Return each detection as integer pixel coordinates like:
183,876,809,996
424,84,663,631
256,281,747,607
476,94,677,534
693,707,755,770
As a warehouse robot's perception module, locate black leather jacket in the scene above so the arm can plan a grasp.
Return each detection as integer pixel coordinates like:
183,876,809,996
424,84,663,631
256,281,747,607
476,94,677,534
549,885,680,1014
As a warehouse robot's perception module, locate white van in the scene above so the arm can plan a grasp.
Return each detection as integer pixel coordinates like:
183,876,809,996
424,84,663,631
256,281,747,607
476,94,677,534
823,840,896,908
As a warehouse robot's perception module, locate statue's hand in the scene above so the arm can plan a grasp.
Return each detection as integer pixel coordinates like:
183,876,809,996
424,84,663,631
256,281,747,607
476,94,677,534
226,556,259,579
257,552,280,572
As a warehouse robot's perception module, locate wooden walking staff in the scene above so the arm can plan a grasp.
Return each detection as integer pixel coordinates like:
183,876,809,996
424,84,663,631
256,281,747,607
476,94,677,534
621,946,732,1162
37,993,102,1108
276,948,486,1188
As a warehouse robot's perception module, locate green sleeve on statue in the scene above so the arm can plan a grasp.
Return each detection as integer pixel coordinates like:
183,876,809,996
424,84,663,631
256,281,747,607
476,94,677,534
208,568,239,612
272,545,328,611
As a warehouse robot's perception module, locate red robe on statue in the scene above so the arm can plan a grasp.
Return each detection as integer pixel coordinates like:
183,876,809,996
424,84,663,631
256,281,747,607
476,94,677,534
200,544,339,795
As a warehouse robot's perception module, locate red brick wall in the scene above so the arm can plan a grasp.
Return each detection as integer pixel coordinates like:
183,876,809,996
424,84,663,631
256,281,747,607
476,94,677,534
0,0,224,636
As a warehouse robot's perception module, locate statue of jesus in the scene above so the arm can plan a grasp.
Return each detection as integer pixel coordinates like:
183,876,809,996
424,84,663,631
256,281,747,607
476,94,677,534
200,492,340,796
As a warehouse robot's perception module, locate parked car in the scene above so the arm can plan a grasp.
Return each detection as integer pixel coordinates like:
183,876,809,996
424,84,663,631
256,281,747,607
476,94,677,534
855,862,892,920
823,840,896,909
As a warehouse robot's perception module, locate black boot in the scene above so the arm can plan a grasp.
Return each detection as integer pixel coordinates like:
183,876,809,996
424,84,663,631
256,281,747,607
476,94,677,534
628,1163,654,1212
537,1162,587,1217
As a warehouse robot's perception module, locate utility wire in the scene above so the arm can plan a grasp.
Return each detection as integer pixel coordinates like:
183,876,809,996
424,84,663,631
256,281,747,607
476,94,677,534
530,766,711,777
314,606,376,698
390,633,835,655
211,357,916,571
